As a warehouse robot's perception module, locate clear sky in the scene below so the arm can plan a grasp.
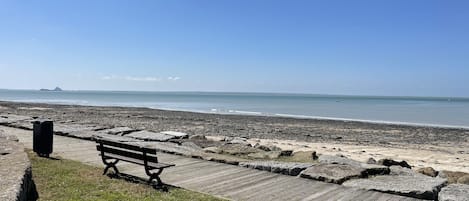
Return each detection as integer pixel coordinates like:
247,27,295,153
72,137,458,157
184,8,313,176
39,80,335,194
0,0,468,97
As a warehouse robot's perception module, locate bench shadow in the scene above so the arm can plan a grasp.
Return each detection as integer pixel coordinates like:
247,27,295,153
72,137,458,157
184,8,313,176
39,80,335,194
38,155,61,160
106,173,176,192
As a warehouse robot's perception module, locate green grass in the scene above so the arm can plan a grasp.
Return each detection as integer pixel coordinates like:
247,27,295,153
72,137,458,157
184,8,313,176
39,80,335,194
28,150,225,201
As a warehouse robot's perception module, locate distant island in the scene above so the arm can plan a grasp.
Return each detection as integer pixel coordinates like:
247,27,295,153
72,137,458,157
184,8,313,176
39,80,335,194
40,87,63,92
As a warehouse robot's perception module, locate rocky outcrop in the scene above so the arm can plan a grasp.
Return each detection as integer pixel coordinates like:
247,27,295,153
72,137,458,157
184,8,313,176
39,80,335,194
239,161,313,176
0,131,38,201
342,175,447,200
438,184,469,201
299,164,366,184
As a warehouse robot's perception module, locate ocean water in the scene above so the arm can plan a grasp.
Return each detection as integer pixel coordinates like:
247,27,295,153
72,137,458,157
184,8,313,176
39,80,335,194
1,89,469,128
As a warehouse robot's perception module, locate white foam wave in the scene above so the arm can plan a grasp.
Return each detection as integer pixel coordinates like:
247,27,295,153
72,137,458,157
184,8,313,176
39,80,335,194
10,99,90,105
273,113,469,129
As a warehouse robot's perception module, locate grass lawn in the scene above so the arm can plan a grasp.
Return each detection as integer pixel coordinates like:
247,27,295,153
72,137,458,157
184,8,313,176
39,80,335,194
28,150,225,201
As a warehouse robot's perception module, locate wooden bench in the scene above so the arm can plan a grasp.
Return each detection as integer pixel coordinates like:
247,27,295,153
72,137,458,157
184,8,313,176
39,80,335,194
96,139,175,187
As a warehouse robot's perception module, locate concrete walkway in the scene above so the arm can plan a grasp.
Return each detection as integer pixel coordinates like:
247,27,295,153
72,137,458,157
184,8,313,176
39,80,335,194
3,126,420,201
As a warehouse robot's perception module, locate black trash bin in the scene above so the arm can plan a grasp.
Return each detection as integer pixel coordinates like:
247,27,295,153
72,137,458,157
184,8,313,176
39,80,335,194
33,120,53,157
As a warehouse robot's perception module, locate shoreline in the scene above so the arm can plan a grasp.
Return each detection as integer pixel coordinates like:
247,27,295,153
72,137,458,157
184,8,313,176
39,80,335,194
3,99,469,130
1,100,469,173
1,100,469,146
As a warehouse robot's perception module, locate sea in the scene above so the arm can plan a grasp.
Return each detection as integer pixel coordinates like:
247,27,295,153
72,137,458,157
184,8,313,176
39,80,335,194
1,89,469,129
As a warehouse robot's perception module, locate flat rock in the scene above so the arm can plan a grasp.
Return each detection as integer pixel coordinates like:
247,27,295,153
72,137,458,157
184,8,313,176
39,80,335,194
190,134,207,140
93,133,143,142
160,131,189,139
125,130,175,142
181,142,203,151
390,165,420,176
55,124,105,135
203,146,219,153
66,131,98,140
4,121,34,130
318,155,389,175
239,161,313,176
254,144,281,151
247,151,282,159
133,141,198,156
300,164,366,184
98,127,137,135
205,135,225,142
228,137,250,145
343,175,447,200
201,153,249,165
132,141,247,165
439,184,469,201
217,144,261,155
0,115,32,124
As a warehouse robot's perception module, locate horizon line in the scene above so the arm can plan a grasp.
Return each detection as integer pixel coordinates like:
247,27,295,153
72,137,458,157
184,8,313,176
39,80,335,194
1,88,468,99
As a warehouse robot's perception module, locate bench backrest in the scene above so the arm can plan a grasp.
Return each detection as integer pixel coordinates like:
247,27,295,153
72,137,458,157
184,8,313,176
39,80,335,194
96,139,158,163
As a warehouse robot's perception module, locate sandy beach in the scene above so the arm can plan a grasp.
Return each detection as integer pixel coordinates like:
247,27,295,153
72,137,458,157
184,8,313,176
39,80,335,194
1,101,469,173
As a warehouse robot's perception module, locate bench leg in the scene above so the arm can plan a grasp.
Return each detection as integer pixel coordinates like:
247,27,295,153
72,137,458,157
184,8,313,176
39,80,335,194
103,159,120,175
146,168,164,187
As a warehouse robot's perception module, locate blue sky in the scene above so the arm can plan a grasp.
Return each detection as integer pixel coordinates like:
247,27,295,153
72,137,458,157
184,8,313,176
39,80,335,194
0,0,468,97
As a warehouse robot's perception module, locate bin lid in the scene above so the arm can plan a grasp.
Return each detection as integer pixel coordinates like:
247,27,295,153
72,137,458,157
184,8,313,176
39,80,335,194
31,119,53,124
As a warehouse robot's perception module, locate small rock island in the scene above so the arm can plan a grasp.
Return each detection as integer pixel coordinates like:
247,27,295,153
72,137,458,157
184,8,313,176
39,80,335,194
40,87,63,92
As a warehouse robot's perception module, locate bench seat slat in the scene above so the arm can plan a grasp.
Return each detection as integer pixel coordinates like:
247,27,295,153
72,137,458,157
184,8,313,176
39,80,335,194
96,139,156,154
97,145,159,163
103,153,175,169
